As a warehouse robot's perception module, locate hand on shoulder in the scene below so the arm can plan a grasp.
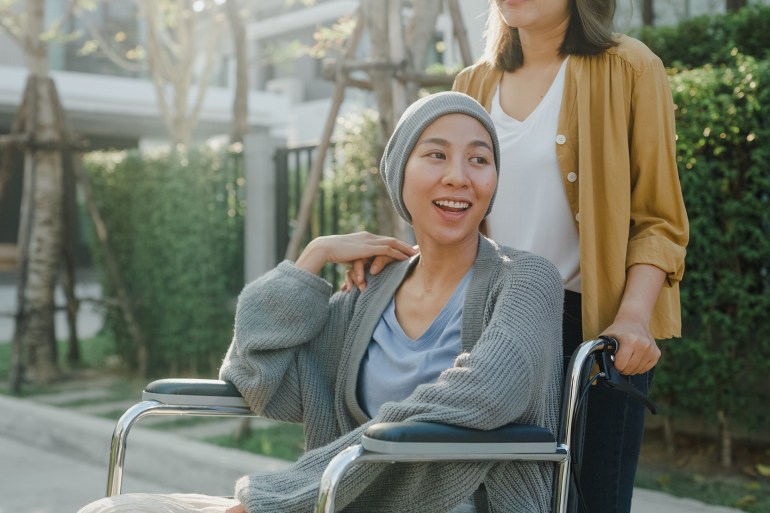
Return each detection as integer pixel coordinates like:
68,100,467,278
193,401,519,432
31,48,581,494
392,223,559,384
295,232,418,284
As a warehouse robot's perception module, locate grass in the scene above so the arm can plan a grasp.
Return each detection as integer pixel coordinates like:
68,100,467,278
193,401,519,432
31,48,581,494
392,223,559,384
207,422,305,462
636,464,770,512
0,331,116,380
0,332,146,401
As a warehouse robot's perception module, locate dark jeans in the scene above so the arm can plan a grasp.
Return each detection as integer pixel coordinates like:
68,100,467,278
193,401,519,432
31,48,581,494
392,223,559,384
562,290,652,513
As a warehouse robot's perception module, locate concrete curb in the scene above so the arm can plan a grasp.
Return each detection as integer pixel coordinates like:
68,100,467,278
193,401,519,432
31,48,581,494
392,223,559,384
0,394,290,512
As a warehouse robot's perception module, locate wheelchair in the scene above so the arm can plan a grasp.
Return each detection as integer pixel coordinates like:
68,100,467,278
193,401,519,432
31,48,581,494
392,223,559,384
104,337,656,513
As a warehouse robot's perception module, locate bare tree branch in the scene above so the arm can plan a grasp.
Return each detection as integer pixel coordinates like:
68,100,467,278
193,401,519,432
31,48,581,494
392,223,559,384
285,9,365,261
226,0,249,144
446,0,472,67
138,0,175,77
0,4,26,49
189,16,224,131
83,18,145,72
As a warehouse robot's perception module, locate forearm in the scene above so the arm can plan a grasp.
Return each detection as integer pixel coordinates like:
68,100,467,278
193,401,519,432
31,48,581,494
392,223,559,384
616,264,666,325
603,264,666,374
294,238,329,275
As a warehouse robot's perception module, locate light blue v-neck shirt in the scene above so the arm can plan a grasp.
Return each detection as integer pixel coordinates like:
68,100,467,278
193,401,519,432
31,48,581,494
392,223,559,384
357,269,474,418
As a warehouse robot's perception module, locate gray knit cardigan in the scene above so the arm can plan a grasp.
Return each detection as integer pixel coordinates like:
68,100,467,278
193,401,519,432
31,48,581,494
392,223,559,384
219,235,564,513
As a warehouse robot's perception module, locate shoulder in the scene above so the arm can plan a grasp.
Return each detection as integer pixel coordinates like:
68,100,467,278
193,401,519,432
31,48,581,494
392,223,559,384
570,34,664,77
455,60,496,83
481,238,563,295
454,60,501,96
611,34,664,69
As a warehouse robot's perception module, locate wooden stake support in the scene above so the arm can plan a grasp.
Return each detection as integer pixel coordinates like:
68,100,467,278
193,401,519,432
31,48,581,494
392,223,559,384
284,0,474,258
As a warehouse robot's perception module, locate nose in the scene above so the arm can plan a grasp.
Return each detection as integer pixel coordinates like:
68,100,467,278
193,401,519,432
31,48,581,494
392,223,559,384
441,156,470,188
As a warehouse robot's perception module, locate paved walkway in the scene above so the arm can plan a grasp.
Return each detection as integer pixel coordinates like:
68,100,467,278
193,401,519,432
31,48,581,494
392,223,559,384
0,394,745,513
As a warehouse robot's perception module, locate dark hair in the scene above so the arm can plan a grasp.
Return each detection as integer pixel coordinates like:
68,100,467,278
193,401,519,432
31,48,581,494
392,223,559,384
483,0,618,72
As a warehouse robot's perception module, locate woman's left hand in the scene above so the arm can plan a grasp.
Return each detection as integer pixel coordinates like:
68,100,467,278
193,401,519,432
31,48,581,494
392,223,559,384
601,264,666,375
601,312,660,375
225,504,247,513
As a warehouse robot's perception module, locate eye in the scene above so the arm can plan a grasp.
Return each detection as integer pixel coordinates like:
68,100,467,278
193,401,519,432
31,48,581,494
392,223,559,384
470,156,489,165
427,151,446,160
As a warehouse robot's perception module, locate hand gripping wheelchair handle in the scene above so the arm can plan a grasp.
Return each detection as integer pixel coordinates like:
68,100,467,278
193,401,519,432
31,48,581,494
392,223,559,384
596,336,658,414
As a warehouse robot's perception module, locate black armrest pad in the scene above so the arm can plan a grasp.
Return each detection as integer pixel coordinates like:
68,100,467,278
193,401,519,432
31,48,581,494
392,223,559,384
364,421,554,444
144,379,243,397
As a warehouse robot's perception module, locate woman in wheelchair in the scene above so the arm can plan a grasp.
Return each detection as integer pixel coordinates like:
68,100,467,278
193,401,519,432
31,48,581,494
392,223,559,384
79,92,564,513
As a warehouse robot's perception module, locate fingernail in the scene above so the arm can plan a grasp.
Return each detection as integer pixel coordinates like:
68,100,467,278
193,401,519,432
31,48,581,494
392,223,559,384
370,265,379,274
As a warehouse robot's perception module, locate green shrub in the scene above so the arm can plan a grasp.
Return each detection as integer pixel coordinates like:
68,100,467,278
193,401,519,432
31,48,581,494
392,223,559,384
653,54,770,440
278,110,384,286
325,110,383,236
639,5,770,69
84,145,245,376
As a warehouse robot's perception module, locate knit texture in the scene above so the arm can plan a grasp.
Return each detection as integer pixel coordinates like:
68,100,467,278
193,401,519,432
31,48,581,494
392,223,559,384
219,236,563,513
380,91,501,224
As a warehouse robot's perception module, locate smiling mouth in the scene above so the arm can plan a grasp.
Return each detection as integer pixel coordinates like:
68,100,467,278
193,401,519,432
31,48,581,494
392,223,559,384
433,199,470,213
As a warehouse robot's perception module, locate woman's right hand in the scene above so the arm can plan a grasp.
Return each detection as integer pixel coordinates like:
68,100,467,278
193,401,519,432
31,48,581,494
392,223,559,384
295,232,418,289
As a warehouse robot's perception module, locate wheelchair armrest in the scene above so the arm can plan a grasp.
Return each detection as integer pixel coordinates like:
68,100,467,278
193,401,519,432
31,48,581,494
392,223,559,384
361,421,556,455
142,379,248,408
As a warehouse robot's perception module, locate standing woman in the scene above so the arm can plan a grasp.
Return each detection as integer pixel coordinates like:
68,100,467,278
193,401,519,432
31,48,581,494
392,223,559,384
451,1,689,512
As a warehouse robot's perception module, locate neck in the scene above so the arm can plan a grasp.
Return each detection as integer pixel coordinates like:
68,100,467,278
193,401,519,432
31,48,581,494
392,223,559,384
409,234,479,292
518,16,570,68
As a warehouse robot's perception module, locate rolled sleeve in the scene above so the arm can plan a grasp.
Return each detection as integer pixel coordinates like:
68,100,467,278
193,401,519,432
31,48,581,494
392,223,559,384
626,235,686,285
628,56,689,286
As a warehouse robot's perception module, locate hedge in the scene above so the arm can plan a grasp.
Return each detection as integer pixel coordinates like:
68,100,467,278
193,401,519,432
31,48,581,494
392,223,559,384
639,5,770,69
84,145,245,376
653,53,770,448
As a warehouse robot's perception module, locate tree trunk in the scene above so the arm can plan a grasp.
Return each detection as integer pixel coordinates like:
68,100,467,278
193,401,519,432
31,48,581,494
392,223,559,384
446,0,473,67
405,0,443,96
138,0,222,146
717,409,733,468
662,415,676,455
642,0,655,26
13,76,64,386
366,0,442,239
226,0,249,145
362,0,395,137
360,1,399,237
11,0,65,388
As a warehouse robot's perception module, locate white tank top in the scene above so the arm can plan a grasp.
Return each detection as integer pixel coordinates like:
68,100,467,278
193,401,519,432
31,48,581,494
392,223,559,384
487,58,581,292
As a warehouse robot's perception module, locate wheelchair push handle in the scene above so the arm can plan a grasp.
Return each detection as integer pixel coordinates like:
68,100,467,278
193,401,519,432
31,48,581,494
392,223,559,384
595,335,658,414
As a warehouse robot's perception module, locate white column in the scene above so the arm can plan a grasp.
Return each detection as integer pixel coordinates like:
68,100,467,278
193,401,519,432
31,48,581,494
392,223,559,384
244,130,283,283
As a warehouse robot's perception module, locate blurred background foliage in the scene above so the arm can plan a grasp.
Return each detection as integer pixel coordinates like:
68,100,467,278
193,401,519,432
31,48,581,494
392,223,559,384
639,4,770,68
639,4,770,467
84,145,245,376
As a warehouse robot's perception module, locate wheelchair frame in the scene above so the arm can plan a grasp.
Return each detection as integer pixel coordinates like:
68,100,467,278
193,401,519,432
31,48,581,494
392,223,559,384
105,338,609,513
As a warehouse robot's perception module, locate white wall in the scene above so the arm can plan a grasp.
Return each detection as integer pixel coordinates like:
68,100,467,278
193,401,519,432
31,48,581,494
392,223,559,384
0,64,289,143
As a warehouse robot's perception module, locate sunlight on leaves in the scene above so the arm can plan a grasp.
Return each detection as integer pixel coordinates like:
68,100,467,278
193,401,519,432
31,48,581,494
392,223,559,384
757,463,770,477
734,495,757,508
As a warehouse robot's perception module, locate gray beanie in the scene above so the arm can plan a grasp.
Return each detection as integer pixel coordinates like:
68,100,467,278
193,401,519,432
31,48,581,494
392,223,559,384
380,91,500,224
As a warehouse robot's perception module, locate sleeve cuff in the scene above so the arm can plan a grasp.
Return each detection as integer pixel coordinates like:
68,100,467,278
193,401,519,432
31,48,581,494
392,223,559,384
626,237,686,285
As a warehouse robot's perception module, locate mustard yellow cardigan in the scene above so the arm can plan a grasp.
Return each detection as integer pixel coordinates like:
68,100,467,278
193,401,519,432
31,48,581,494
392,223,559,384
454,34,689,340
